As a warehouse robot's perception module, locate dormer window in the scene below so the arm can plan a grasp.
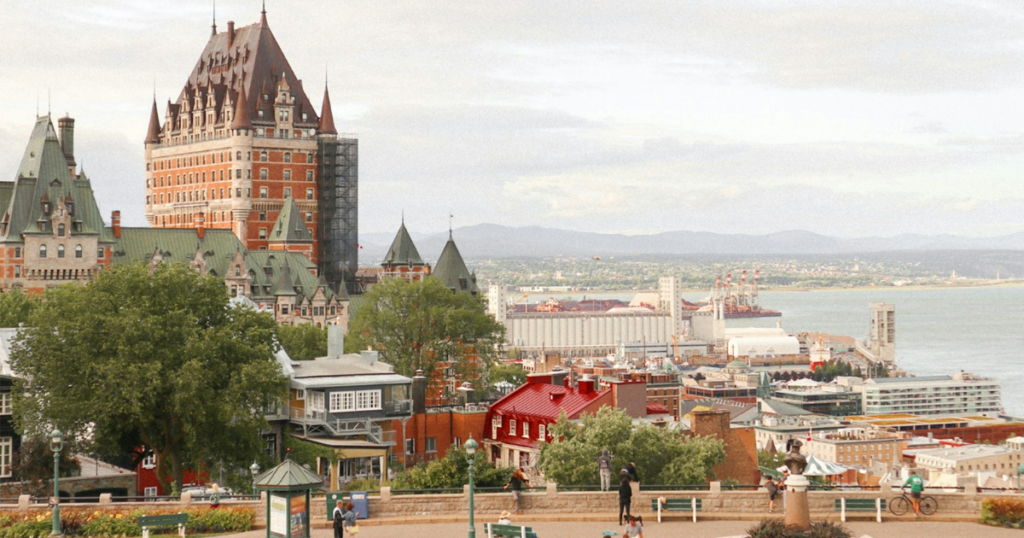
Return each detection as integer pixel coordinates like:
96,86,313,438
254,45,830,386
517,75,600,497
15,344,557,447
66,202,73,215
57,224,65,237
42,202,51,215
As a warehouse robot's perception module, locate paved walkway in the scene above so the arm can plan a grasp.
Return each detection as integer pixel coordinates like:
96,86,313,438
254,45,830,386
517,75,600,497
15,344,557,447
225,520,1018,538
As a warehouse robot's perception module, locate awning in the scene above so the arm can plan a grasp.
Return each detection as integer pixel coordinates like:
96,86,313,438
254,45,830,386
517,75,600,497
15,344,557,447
775,455,851,476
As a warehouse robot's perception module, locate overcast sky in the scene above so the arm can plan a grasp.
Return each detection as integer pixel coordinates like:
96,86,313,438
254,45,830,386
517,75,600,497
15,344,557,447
2,0,1024,238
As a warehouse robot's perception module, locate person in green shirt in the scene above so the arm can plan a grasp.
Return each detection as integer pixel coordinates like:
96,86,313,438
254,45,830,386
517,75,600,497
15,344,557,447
903,470,925,516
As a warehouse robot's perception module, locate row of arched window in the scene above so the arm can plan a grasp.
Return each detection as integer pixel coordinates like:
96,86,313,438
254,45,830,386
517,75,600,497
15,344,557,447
39,244,83,259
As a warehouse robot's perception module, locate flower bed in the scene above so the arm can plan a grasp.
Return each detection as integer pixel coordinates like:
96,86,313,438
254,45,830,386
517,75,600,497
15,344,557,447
982,497,1024,529
0,506,255,537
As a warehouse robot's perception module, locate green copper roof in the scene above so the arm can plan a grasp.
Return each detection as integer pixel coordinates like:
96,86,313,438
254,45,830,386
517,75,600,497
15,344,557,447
245,250,344,303
112,228,245,276
268,197,312,243
254,458,322,491
432,234,478,294
381,222,424,267
0,117,112,244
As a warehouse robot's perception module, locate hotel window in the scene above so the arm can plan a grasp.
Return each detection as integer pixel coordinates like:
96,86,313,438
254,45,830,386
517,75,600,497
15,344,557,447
259,228,267,239
306,188,314,200
39,245,46,258
307,153,314,164
57,223,65,237
284,188,291,198
0,393,9,415
306,170,314,181
284,152,291,163
284,170,291,181
260,187,268,199
538,424,546,440
75,245,82,258
260,169,268,180
14,247,20,258
509,420,517,437
259,211,267,221
306,212,313,222
260,151,268,162
13,266,19,278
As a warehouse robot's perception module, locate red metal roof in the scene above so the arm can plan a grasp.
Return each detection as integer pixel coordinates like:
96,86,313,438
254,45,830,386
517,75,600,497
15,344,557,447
646,403,670,415
489,380,609,421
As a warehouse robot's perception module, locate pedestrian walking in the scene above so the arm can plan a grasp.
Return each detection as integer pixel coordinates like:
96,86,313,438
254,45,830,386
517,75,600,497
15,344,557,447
341,502,359,536
764,476,778,513
504,468,530,514
618,471,632,525
597,449,612,491
332,503,345,538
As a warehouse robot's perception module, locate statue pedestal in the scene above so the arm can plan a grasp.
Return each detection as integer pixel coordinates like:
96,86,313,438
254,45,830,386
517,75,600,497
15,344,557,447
784,473,811,530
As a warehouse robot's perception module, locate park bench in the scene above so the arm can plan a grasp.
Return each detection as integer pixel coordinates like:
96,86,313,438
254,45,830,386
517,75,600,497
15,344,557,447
138,513,188,538
484,522,539,538
652,497,702,523
834,498,885,523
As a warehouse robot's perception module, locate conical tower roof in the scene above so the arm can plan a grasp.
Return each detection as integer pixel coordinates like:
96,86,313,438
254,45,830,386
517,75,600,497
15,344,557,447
318,84,337,135
145,99,162,144
382,222,423,267
254,458,322,491
231,86,253,130
432,233,478,294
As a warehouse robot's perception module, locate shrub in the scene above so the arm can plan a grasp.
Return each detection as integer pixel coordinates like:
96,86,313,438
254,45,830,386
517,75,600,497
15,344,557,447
746,519,853,538
341,478,382,492
982,497,1024,528
0,521,51,538
186,507,254,533
79,514,140,538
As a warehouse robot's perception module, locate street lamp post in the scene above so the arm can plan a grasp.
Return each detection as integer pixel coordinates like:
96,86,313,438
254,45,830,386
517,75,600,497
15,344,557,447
49,429,63,537
465,435,478,538
250,461,261,495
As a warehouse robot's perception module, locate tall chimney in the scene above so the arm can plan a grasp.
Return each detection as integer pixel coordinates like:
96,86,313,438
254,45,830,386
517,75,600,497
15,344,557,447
111,210,121,239
227,21,235,47
58,116,76,169
412,370,427,415
194,212,205,239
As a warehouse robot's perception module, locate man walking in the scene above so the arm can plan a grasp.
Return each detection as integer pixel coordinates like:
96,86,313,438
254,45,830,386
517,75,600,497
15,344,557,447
764,476,779,513
904,470,925,517
618,470,632,525
597,449,612,492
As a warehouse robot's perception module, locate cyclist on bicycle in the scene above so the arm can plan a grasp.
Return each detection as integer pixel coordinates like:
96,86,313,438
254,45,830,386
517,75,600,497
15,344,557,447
903,470,925,517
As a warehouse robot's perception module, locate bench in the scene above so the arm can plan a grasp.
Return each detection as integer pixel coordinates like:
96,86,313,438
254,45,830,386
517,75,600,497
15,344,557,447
652,497,702,523
484,522,538,538
834,498,885,523
138,513,188,538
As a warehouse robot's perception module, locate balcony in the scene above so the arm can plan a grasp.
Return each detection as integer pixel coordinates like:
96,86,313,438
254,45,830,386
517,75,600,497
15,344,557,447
384,399,413,417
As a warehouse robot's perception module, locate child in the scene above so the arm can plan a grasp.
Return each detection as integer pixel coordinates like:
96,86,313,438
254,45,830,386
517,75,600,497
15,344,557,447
623,515,644,538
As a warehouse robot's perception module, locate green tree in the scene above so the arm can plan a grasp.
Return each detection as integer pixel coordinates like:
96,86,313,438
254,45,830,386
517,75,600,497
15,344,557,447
276,323,328,361
488,362,527,388
404,445,512,489
347,277,505,392
0,288,41,327
539,406,726,486
10,263,288,494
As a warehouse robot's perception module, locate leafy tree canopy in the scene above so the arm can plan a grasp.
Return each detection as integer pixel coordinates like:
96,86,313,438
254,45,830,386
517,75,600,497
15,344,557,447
276,323,328,361
10,263,288,493
488,362,527,389
402,445,512,489
346,277,505,391
0,288,41,327
539,406,726,486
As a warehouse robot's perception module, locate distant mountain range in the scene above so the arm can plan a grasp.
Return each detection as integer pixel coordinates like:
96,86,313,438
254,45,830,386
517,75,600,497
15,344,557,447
358,224,1024,263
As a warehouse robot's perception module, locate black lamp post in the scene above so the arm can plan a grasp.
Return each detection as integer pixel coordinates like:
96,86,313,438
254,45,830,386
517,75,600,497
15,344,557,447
49,429,63,537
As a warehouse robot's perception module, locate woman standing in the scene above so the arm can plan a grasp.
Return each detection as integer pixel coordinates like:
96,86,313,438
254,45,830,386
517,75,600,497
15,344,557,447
342,502,359,536
618,472,632,525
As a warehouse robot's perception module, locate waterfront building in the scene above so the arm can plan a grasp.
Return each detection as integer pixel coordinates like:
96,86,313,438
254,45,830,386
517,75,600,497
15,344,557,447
859,372,1002,416
772,383,862,416
806,428,905,468
144,8,358,293
913,444,1024,476
681,361,768,403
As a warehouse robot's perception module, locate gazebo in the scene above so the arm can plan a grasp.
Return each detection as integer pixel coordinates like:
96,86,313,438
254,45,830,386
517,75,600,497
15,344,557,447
255,459,323,538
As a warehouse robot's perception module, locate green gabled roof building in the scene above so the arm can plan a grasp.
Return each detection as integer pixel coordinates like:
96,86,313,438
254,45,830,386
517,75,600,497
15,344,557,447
382,222,424,268
431,233,478,295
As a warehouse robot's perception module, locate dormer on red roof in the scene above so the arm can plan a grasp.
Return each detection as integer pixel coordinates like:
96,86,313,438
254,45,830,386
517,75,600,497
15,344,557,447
484,376,612,450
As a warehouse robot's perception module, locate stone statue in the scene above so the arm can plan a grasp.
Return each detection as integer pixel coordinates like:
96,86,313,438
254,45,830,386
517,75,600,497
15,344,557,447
784,439,807,475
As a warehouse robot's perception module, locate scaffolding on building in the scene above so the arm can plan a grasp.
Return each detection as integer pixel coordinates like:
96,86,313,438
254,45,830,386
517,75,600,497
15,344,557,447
317,135,359,295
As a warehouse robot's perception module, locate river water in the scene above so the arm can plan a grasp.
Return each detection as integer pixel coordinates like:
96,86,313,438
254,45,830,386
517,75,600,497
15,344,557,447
538,286,1024,414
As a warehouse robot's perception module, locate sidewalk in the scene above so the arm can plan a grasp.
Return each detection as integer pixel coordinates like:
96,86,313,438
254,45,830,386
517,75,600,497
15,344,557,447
224,519,1017,538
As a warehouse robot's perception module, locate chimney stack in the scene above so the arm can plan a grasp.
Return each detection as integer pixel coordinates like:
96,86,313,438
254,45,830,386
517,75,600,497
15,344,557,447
412,370,427,415
227,21,235,47
58,116,76,170
111,210,121,238
194,212,205,239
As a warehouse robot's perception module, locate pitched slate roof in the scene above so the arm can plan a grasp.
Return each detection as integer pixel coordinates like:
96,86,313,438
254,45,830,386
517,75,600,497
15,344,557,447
381,222,423,267
254,458,322,491
245,250,344,303
176,13,319,131
432,234,477,294
112,228,245,276
268,197,312,243
1,116,113,244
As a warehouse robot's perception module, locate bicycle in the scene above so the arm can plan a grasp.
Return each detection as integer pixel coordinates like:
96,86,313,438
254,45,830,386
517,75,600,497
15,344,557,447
889,488,937,516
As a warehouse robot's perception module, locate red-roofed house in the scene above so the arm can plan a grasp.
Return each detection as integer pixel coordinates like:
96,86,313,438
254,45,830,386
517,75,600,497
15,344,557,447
483,372,611,472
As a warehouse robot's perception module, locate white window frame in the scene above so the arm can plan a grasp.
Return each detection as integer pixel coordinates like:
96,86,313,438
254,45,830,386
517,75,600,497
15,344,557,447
308,391,325,413
522,422,530,438
144,486,158,498
356,390,381,411
330,392,355,413
0,437,11,478
538,424,546,441
0,393,10,415
142,453,157,469
296,389,305,401
509,419,517,437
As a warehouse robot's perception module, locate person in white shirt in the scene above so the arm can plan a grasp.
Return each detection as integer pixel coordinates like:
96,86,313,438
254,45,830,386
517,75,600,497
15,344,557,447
623,515,644,537
498,511,512,525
